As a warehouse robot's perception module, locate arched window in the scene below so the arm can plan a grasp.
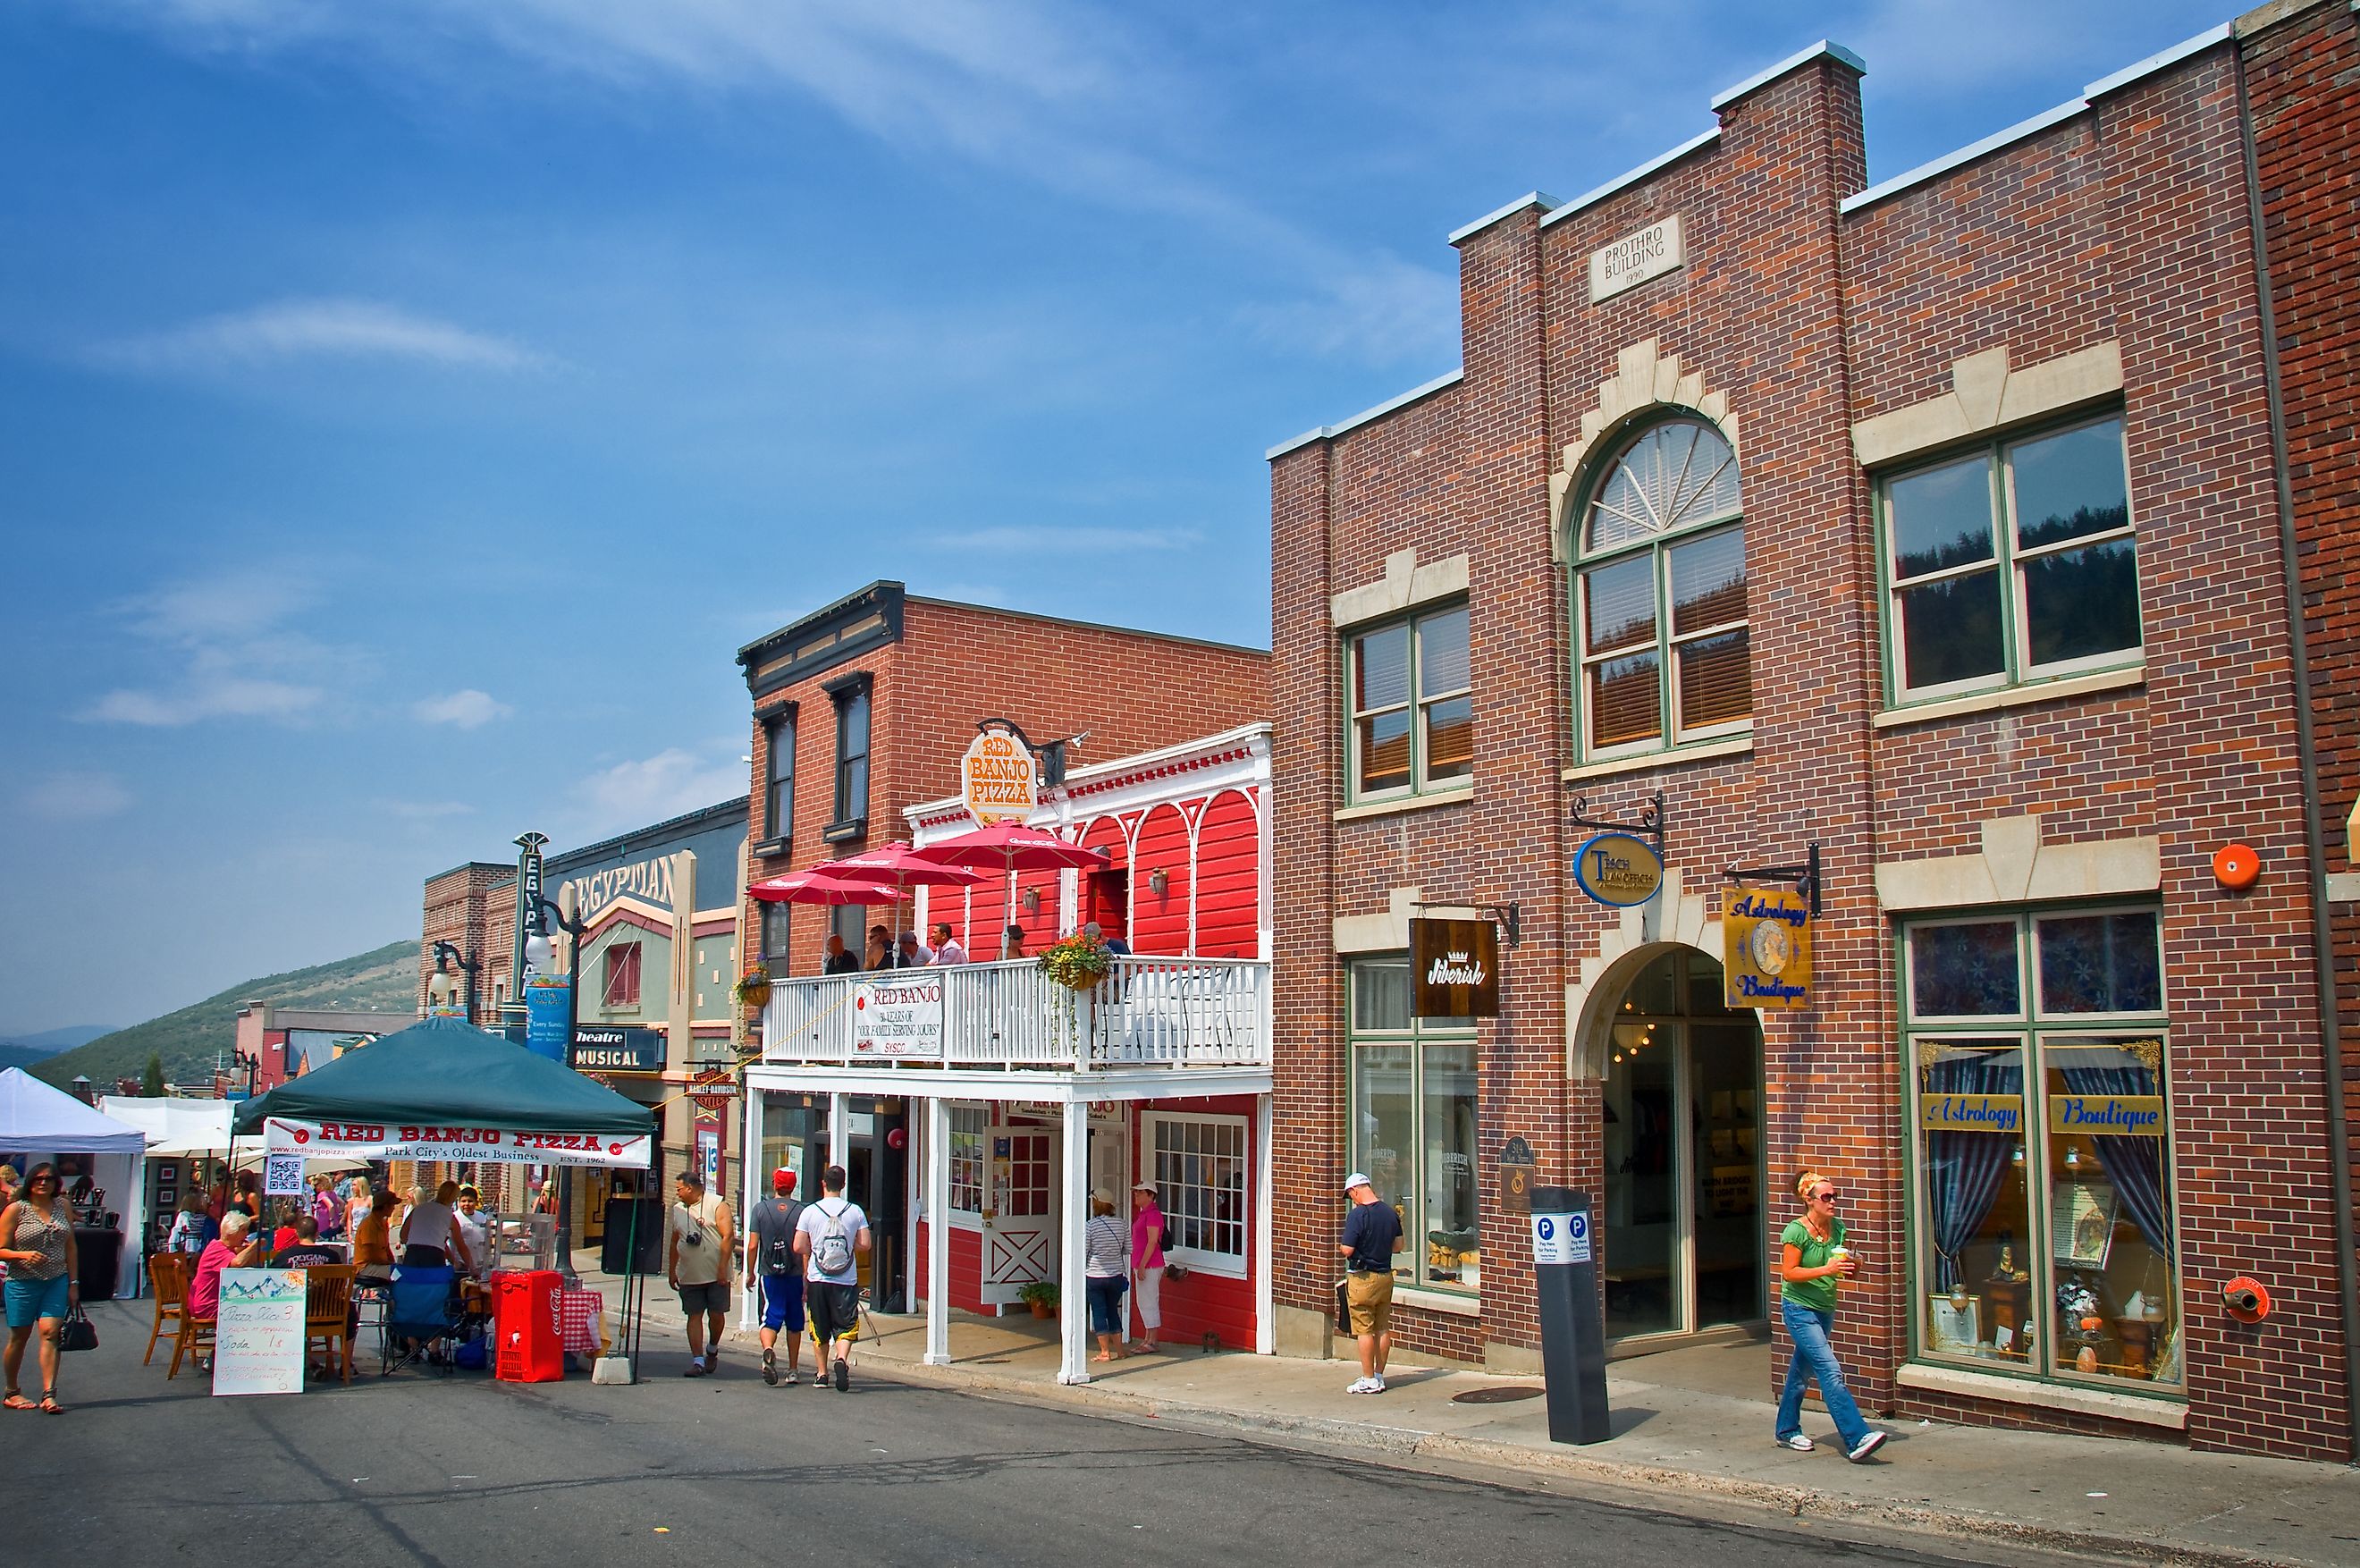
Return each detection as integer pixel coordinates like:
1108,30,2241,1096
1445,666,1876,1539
1574,418,1750,755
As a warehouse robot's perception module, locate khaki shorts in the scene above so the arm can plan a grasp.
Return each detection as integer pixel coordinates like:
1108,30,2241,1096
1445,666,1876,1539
1346,1270,1394,1336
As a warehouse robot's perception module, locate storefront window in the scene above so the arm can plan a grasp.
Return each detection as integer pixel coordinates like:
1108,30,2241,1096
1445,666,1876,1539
947,1105,984,1217
1347,957,1479,1294
761,1098,818,1200
1143,1113,1248,1274
1903,908,2178,1392
1344,603,1472,801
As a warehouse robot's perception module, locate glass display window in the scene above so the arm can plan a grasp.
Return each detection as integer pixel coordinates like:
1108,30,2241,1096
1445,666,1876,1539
1902,908,2178,1393
1347,957,1479,1294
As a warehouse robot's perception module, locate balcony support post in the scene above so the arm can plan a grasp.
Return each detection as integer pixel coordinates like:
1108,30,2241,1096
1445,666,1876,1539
924,1094,951,1365
1057,1097,1091,1384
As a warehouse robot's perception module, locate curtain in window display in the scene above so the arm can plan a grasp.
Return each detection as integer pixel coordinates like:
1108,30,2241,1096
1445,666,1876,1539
2056,1061,2171,1262
1922,1054,2022,1289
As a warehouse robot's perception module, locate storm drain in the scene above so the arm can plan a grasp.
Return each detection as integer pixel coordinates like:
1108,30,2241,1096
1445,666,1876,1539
1450,1386,1544,1404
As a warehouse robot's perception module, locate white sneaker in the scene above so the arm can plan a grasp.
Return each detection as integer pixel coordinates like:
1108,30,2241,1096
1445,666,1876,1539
1367,1376,1386,1393
1345,1377,1377,1394
1848,1431,1889,1463
1777,1434,1816,1451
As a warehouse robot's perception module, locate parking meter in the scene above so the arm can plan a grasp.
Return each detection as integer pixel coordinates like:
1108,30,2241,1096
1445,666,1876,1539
1530,1184,1610,1445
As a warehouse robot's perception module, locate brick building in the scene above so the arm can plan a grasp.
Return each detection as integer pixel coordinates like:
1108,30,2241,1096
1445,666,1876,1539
1267,2,2356,1460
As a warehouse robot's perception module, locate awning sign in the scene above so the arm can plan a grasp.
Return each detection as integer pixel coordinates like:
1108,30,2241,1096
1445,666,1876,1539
852,976,946,1058
263,1117,652,1168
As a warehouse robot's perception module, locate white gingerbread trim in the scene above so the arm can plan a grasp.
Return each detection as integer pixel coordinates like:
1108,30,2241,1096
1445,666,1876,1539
1564,864,1724,1081
1548,338,1739,562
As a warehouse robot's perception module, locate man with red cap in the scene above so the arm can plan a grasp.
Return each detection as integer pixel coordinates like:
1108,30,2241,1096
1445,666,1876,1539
744,1167,809,1386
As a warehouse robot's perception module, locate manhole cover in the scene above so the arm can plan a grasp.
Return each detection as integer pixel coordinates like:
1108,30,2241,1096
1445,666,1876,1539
1451,1386,1544,1404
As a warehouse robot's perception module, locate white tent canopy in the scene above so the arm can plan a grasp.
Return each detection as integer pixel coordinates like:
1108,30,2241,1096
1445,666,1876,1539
99,1096,232,1159
0,1067,148,1155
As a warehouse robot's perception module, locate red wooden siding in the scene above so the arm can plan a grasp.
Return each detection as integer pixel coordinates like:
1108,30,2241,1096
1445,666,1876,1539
913,1219,988,1315
1077,816,1131,943
1129,803,1192,954
1193,788,1260,958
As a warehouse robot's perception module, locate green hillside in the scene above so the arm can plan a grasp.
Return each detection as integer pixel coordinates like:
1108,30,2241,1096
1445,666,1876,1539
32,940,418,1092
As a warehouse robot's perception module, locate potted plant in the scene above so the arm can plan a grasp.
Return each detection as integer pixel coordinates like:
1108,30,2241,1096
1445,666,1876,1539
733,964,771,1013
1037,932,1111,992
1017,1280,1058,1319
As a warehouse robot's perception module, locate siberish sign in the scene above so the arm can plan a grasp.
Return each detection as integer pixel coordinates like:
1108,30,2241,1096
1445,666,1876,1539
263,1117,652,1169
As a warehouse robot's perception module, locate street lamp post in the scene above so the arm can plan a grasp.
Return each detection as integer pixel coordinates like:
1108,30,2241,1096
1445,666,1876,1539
428,940,481,1024
531,893,588,1289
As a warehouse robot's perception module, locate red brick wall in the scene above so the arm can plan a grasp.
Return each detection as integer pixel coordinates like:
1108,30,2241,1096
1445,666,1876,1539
419,863,515,1023
1268,14,2355,1460
746,597,1266,978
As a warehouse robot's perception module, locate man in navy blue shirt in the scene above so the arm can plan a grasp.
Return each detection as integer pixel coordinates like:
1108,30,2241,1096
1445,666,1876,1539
1336,1172,1402,1394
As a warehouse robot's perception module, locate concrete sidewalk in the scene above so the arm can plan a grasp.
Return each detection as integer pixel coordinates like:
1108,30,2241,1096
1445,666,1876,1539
801,1308,2360,1568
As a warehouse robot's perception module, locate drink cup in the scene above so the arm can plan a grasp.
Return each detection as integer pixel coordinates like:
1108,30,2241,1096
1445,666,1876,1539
1827,1245,1851,1288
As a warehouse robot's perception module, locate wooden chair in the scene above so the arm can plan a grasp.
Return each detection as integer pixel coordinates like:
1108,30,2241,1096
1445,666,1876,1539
143,1252,191,1367
166,1306,215,1379
304,1265,358,1384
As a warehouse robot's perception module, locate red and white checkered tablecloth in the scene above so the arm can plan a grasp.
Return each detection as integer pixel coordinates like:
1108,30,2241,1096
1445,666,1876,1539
560,1290,603,1354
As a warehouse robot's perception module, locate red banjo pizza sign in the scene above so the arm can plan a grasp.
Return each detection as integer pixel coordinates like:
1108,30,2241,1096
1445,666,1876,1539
263,1117,652,1169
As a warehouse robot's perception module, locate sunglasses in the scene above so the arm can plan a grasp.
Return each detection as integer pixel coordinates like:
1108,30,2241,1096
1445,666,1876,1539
1812,1190,1839,1202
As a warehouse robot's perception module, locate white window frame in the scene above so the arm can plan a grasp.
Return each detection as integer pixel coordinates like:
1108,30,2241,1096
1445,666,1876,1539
1139,1110,1251,1278
945,1103,986,1226
1341,602,1473,805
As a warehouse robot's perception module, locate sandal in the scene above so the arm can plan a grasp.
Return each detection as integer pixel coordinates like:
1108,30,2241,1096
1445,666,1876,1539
38,1392,63,1414
2,1390,31,1412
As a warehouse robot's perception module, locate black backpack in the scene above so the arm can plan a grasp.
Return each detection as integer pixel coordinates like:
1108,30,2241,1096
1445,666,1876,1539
763,1198,805,1275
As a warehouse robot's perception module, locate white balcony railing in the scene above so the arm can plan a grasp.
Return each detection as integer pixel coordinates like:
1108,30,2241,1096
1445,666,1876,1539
762,957,1270,1070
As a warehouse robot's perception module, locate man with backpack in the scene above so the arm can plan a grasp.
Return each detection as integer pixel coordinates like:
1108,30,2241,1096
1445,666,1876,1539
795,1164,870,1392
744,1167,808,1387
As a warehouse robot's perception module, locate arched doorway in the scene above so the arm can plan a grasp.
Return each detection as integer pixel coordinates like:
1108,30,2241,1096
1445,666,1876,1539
1601,946,1766,1347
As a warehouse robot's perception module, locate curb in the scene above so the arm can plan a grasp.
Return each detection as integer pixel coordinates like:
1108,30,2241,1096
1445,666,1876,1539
872,1354,2305,1568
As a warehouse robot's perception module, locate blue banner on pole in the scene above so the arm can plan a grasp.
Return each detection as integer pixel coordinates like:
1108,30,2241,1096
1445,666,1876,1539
524,975,571,1062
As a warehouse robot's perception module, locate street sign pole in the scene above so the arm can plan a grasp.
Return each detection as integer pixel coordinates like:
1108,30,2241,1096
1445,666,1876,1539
1530,1183,1612,1445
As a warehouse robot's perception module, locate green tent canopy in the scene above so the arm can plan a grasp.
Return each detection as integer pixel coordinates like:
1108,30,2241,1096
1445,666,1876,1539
230,1016,655,1139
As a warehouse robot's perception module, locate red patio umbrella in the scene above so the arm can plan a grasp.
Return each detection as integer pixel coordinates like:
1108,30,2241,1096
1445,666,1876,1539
746,868,903,906
813,844,989,951
909,820,1109,932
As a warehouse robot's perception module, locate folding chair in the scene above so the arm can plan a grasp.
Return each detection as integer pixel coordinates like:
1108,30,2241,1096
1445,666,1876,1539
144,1252,190,1367
304,1264,358,1384
380,1265,460,1377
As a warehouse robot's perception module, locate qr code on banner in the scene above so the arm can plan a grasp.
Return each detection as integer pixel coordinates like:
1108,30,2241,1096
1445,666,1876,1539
264,1152,307,1196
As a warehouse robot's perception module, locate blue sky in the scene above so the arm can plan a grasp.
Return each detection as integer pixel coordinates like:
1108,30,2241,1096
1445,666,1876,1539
0,0,2227,1033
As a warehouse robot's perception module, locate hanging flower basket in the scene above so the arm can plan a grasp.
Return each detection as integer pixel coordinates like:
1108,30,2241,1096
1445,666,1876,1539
1037,933,1112,992
733,965,772,1010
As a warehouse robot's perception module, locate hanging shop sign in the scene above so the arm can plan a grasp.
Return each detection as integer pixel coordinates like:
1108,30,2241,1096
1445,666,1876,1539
569,1025,663,1074
850,975,946,1059
690,1066,740,1113
263,1117,652,1169
1411,916,1501,1017
961,724,1039,828
1721,887,1811,1009
1572,832,1665,907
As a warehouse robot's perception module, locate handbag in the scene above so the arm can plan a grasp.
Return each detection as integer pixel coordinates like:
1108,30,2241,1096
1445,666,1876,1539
58,1303,97,1353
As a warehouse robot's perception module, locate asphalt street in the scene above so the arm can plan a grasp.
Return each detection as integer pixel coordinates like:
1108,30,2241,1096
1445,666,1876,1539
9,1298,2057,1568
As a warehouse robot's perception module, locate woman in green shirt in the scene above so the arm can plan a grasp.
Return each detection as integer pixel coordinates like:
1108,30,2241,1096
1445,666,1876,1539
1774,1169,1886,1461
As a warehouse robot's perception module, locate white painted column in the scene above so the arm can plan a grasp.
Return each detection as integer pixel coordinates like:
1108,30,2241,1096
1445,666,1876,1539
925,1096,951,1365
738,1086,762,1331
828,1092,847,1179
1254,1091,1275,1355
1057,1097,1091,1384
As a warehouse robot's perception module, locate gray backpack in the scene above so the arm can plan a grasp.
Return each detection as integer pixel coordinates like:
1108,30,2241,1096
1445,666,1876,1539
813,1200,856,1277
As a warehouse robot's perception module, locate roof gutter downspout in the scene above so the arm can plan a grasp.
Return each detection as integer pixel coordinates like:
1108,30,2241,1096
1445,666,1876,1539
2233,27,2360,1462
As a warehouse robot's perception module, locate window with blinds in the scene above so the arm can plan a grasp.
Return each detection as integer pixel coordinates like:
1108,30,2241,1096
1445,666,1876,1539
1574,418,1750,757
1345,603,1471,801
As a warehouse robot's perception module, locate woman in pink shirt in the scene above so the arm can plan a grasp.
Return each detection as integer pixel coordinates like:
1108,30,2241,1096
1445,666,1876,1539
1129,1179,1165,1353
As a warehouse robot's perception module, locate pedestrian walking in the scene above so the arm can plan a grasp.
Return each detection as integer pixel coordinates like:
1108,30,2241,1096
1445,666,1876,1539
0,1164,78,1414
1129,1178,1165,1353
667,1171,732,1376
1337,1171,1401,1394
744,1168,808,1386
310,1174,342,1240
795,1164,870,1392
1775,1168,1886,1462
929,923,967,965
1084,1192,1129,1363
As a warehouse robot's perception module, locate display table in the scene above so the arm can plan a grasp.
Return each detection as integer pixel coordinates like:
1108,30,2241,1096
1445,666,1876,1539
560,1290,603,1355
74,1227,121,1301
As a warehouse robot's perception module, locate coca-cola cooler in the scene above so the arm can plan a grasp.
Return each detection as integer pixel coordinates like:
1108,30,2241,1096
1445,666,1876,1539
491,1269,564,1383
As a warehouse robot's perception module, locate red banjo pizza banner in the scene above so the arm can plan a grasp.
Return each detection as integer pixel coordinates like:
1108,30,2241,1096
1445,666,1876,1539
263,1117,652,1168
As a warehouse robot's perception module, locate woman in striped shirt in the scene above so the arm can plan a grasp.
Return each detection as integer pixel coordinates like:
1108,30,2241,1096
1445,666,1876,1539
1084,1192,1130,1364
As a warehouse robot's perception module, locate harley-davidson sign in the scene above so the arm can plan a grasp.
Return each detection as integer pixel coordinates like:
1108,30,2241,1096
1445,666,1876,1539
263,1117,652,1169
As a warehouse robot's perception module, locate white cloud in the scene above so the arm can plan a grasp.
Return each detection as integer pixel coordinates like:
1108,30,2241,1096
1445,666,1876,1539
571,749,746,839
80,566,354,729
17,771,134,822
93,299,547,374
924,524,1203,553
414,689,513,729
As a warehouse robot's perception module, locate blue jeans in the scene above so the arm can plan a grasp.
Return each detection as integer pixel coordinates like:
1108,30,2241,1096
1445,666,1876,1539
1085,1275,1126,1334
1777,1302,1871,1447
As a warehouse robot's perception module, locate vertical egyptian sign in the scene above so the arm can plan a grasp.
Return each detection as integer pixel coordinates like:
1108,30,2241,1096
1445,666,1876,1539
1410,916,1500,1018
961,725,1039,827
1721,888,1812,1009
213,1269,307,1396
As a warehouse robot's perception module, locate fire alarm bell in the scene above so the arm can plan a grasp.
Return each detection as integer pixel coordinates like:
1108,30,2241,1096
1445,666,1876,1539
2212,844,2261,890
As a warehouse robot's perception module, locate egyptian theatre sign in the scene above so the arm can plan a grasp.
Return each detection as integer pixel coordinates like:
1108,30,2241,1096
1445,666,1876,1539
961,722,1040,827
